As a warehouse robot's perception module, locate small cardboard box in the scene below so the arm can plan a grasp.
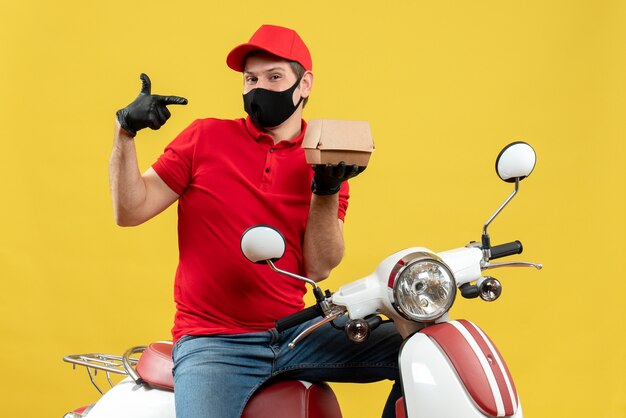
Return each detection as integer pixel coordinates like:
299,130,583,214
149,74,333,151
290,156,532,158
302,119,375,166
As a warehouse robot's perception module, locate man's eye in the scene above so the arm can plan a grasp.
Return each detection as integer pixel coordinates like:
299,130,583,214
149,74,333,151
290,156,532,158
246,77,257,83
270,74,281,80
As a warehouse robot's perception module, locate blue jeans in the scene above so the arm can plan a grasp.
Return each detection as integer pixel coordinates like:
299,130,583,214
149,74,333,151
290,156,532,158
172,319,403,418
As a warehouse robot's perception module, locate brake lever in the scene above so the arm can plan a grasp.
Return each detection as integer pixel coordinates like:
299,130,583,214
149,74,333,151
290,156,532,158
482,261,543,270
288,308,345,349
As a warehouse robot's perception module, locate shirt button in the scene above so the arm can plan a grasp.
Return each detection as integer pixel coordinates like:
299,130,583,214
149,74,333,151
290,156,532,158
269,148,274,153
265,168,270,173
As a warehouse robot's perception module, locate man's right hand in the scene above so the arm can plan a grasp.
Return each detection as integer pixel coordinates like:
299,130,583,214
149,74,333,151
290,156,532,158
116,73,188,137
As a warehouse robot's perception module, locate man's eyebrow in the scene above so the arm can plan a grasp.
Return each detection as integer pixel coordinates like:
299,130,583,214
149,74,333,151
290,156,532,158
244,67,286,75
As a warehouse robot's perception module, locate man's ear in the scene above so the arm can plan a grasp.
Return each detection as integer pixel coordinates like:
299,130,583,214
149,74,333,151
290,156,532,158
300,71,314,98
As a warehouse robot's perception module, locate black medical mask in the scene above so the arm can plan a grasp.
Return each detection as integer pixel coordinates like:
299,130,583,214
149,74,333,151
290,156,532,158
243,76,304,128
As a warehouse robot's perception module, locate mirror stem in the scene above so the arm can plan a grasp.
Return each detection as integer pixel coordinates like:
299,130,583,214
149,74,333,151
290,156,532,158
483,177,519,237
267,259,321,293
481,178,520,261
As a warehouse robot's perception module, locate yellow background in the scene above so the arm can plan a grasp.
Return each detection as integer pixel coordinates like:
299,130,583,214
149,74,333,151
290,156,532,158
1,0,624,417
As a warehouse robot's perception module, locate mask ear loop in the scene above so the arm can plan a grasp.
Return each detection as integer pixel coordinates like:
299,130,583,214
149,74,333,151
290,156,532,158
293,73,306,108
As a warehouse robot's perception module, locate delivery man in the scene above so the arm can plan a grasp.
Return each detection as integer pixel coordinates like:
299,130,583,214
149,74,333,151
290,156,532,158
110,24,402,418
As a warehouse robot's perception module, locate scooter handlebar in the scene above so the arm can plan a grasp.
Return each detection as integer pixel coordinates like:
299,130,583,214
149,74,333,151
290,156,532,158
275,305,323,333
490,240,523,260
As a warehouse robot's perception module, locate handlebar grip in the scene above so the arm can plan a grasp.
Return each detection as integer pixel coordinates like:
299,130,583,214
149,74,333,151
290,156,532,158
490,240,523,260
275,305,323,333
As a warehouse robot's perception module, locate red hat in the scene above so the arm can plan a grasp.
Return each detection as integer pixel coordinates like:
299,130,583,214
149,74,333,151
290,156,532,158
226,25,312,72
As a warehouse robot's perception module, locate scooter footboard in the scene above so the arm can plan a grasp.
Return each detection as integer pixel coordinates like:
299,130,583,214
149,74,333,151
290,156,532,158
399,320,521,418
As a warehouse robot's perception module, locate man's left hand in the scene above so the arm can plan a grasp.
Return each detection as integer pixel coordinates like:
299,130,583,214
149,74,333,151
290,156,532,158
311,162,366,196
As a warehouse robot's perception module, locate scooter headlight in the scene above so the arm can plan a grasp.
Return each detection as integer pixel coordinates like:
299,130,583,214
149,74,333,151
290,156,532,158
388,252,456,322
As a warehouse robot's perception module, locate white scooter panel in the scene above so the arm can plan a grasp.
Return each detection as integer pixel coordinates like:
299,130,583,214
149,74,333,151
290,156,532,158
399,320,522,418
85,377,175,418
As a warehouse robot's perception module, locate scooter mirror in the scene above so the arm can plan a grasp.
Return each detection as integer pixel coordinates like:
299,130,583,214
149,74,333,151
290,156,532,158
240,225,286,264
495,142,536,183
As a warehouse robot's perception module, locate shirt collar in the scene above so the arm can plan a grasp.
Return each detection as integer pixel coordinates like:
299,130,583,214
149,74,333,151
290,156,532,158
244,116,307,149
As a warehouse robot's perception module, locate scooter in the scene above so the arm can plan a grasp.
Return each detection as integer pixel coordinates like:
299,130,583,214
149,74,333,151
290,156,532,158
64,141,541,417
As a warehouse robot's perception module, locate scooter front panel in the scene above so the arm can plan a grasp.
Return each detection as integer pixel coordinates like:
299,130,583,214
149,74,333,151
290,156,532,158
400,333,490,417
419,320,519,417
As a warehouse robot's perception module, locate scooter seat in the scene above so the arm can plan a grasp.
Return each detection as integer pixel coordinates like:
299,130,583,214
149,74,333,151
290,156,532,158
136,341,175,390
243,380,342,418
135,342,342,418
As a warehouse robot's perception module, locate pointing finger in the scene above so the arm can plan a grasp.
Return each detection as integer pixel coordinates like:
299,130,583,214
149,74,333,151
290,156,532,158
140,73,151,95
156,95,189,106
